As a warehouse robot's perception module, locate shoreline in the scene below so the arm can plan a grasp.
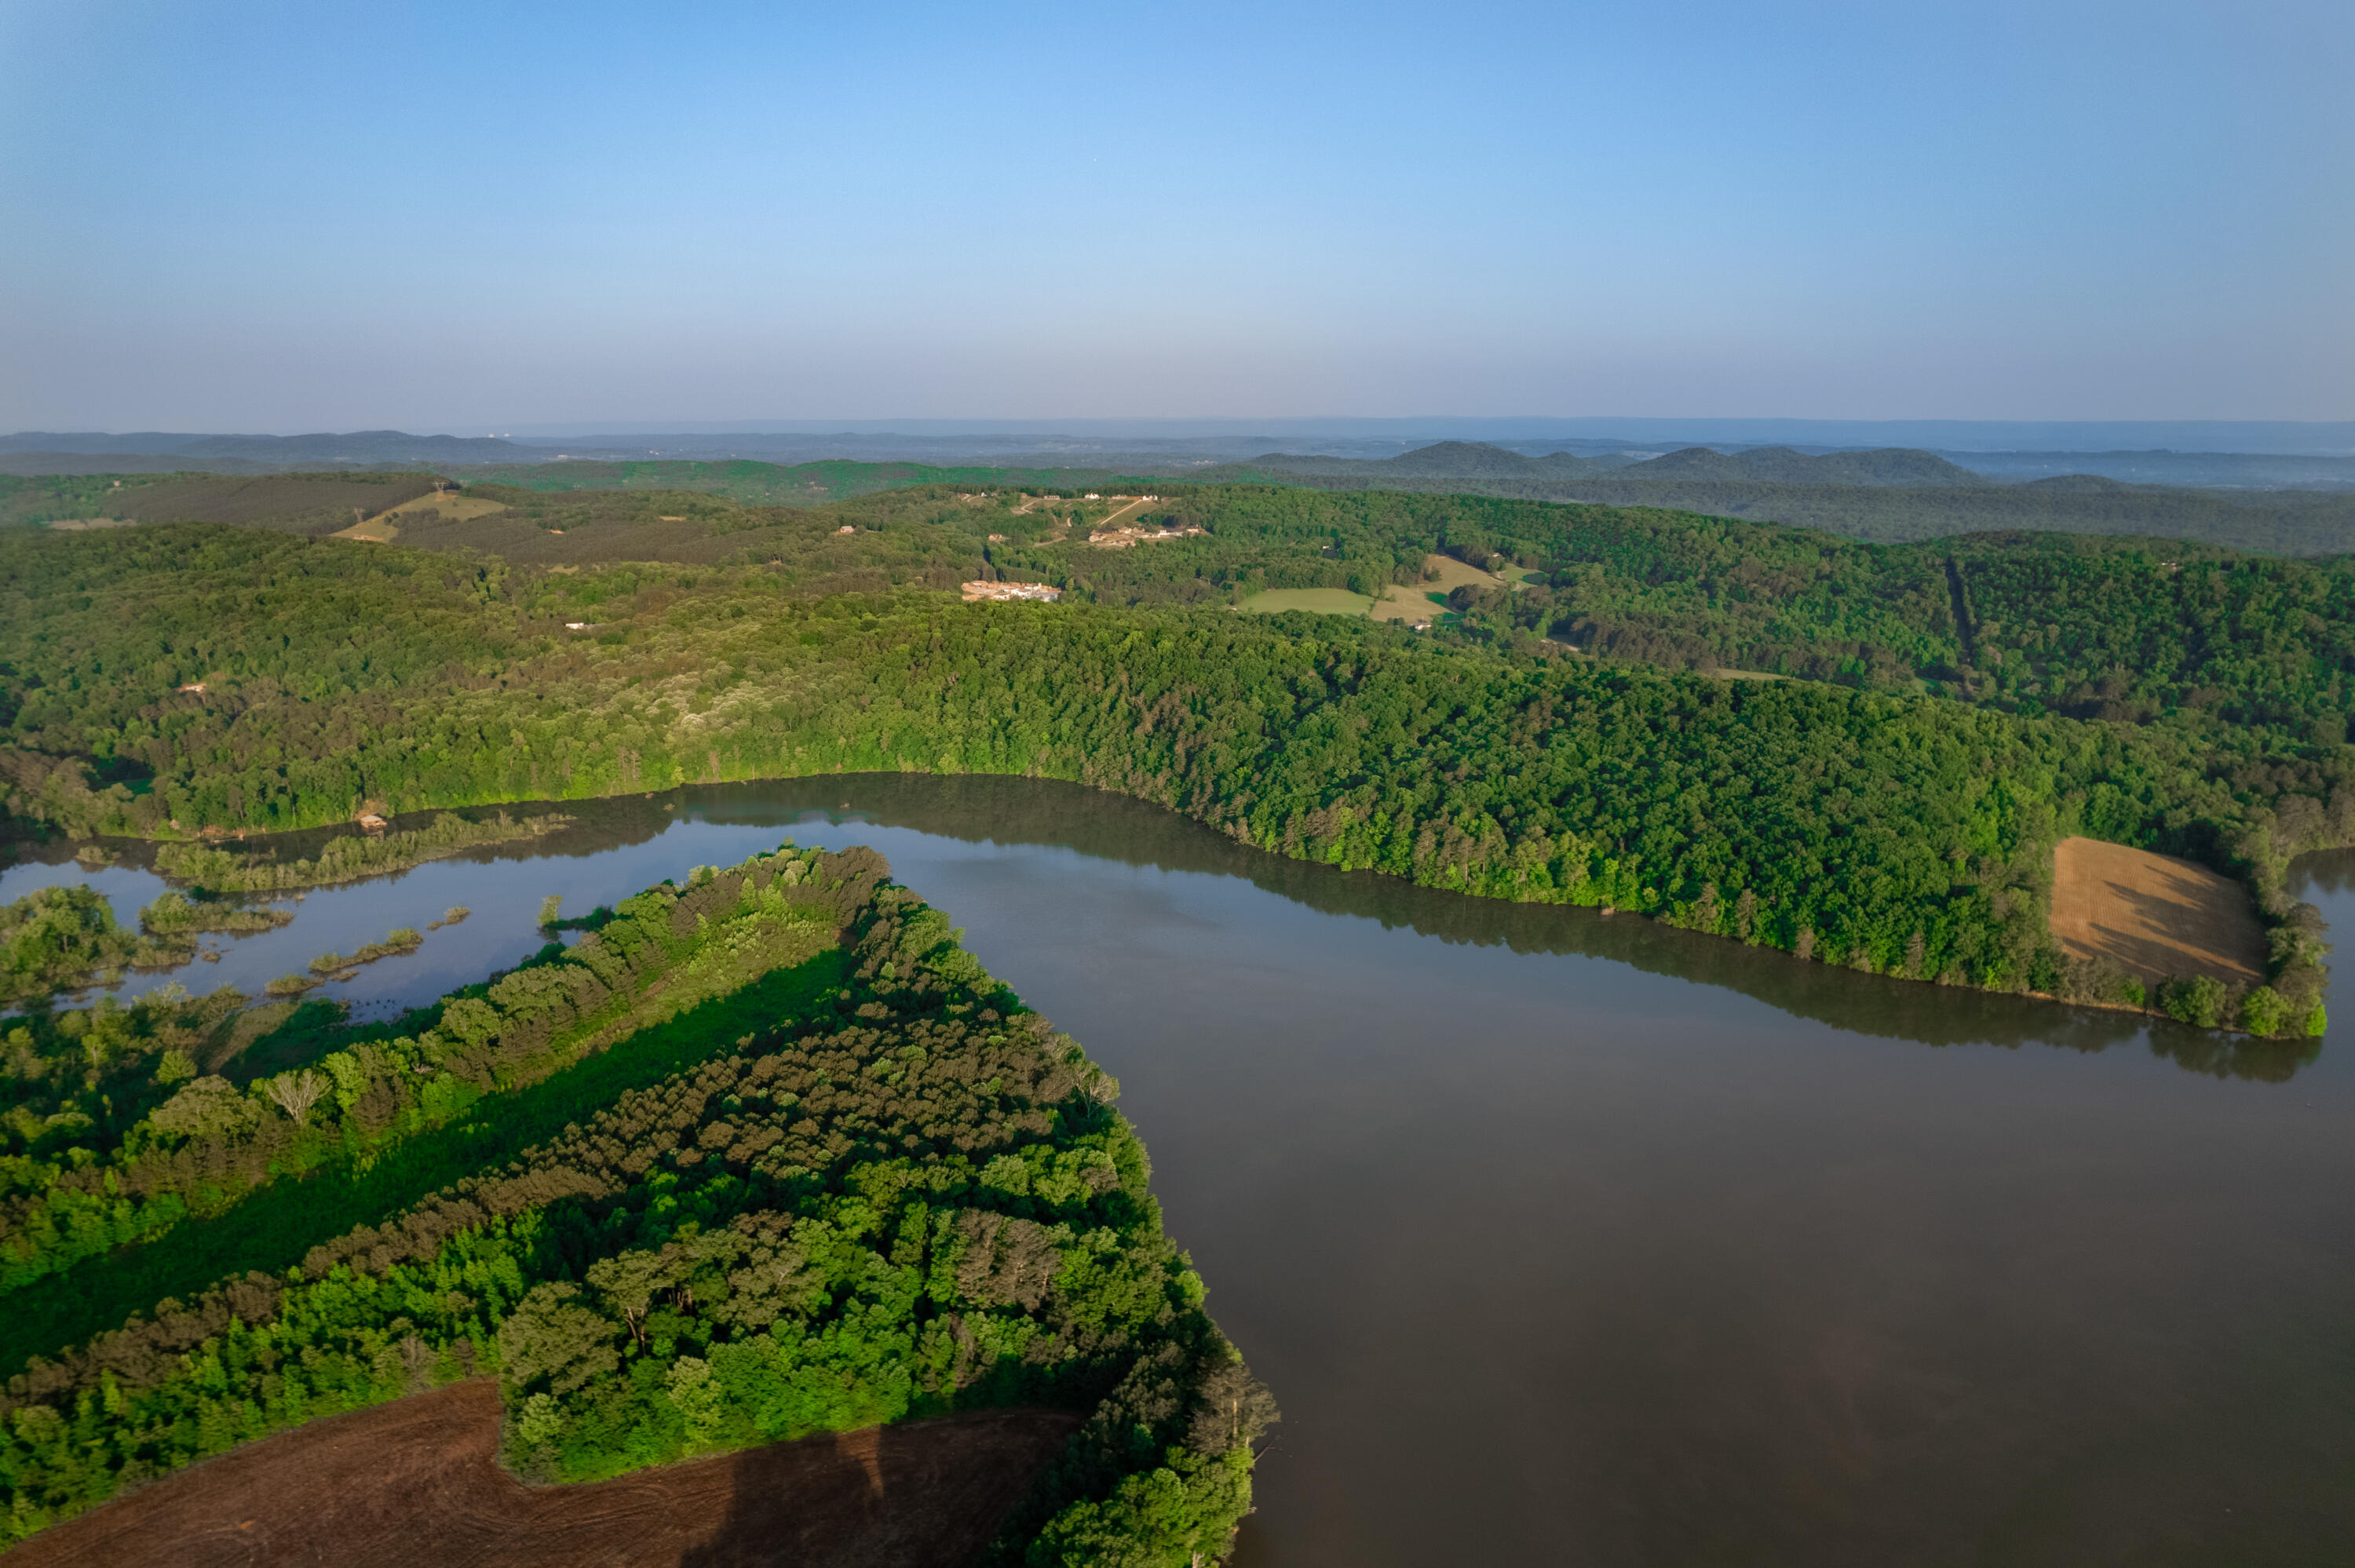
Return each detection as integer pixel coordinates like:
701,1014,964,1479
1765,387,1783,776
10,769,2321,1042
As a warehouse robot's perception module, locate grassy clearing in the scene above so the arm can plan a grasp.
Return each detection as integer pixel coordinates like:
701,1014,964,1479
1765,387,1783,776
1366,553,1515,624
1239,588,1375,616
390,493,509,523
1418,552,1505,591
1368,584,1448,622
334,492,510,542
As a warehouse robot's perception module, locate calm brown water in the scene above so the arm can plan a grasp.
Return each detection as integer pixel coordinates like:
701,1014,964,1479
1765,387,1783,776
13,776,2355,1565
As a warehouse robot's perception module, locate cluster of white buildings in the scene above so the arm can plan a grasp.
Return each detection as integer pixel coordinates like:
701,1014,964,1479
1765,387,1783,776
1090,522,1204,549
961,581,1064,603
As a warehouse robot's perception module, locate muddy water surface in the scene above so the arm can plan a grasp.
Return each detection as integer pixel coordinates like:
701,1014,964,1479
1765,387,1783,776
13,776,2355,1566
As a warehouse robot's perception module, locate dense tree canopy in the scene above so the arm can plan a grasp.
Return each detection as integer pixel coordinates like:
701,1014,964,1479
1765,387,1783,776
0,512,2343,1034
2,465,2350,1561
0,847,1271,1563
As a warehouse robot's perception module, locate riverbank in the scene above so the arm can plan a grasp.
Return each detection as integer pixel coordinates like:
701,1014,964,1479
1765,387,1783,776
154,810,572,891
0,843,1273,1562
16,771,2324,1042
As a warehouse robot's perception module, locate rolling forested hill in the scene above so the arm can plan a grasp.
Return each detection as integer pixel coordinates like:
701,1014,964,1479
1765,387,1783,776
447,458,1124,504
13,443,2353,554
0,461,1119,531
0,431,536,465
1191,447,2355,554
0,471,447,531
2,468,2350,1041
8,469,2353,754
0,477,2345,1554
1240,441,1995,489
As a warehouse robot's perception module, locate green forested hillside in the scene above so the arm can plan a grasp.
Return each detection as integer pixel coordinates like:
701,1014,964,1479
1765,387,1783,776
1185,463,2355,554
986,487,2355,746
21,447,2353,557
1618,445,1995,487
0,520,2344,1036
0,845,1271,1562
447,456,1122,504
1243,440,1997,489
382,480,1061,580
0,851,842,1318
2,467,2350,1554
0,458,1115,532
0,471,443,532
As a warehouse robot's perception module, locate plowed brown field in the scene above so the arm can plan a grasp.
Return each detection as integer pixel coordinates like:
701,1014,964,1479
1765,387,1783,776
2050,836,2266,989
7,1381,1077,1568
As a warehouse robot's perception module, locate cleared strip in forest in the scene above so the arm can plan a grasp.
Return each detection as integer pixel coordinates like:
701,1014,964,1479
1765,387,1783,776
0,949,849,1378
1944,555,1978,671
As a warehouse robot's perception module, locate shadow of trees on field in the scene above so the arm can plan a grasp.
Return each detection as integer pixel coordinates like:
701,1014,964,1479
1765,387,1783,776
676,1409,1077,1568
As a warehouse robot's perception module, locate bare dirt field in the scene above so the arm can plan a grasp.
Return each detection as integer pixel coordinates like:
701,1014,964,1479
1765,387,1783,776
9,1380,1078,1568
2050,836,2266,988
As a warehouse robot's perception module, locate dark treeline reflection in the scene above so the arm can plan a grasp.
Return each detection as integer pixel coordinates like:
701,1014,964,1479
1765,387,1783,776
54,772,2318,1083
677,775,2314,1083
2290,844,2355,899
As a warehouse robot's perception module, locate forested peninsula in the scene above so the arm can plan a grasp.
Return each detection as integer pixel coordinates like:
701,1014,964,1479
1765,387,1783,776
3,475,2350,1041
0,844,1272,1559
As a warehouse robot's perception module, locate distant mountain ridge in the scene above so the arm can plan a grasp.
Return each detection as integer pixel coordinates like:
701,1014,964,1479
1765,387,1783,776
1243,441,1636,482
1176,443,2355,554
9,447,2352,556
1626,445,1992,487
1240,439,1992,488
0,430,539,463
11,432,2352,490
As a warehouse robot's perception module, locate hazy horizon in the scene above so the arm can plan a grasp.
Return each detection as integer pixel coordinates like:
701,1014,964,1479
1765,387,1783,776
4,0,2349,431
9,417,2355,458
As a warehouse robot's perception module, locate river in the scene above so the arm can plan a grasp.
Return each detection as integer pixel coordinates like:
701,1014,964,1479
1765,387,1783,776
9,775,2354,1566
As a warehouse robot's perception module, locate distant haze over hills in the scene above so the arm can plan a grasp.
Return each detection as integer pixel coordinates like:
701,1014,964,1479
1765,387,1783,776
497,418,2355,456
0,431,539,464
5,426,2353,492
8,436,2352,554
1619,447,1991,487
1263,442,1999,489
18,418,2353,458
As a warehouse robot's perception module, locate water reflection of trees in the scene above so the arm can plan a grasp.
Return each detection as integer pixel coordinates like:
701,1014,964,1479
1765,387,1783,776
2291,847,2355,899
67,774,2320,1084
666,774,2318,1085
320,773,2322,1084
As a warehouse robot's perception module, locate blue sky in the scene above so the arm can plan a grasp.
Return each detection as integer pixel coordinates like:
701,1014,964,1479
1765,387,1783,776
2,0,2347,429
